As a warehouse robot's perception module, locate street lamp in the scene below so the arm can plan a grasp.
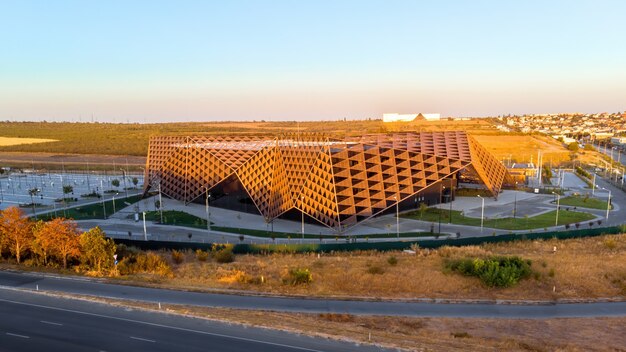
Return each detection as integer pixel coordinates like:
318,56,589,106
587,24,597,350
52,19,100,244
100,179,107,219
513,182,518,219
120,169,129,198
142,211,147,241
606,189,611,220
592,173,596,195
204,188,211,233
112,193,119,215
439,184,445,234
393,196,399,239
477,195,484,233
301,195,305,239
551,191,560,226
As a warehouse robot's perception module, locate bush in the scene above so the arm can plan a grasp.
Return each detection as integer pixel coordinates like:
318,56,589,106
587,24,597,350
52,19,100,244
288,268,313,285
367,265,385,275
387,256,398,266
445,256,532,288
195,249,209,262
171,250,184,264
117,251,172,277
214,247,234,263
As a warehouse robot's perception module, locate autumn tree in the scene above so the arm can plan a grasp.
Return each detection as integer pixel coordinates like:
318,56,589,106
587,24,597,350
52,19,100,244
31,220,54,265
79,227,116,273
0,207,33,264
48,218,81,269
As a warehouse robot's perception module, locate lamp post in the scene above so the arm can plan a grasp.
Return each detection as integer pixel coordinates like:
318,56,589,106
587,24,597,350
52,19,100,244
100,179,107,219
112,193,118,215
606,189,611,220
393,196,399,239
142,211,147,241
158,182,163,224
438,184,445,234
120,169,129,198
205,188,211,233
448,189,453,224
301,195,305,239
477,195,484,233
551,191,560,226
513,182,518,219
592,173,596,195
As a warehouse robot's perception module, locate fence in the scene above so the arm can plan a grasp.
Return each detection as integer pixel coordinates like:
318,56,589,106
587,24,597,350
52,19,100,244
111,225,625,254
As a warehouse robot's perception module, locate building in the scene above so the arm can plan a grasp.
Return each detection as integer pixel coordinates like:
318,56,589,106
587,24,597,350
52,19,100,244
383,113,441,122
143,132,511,231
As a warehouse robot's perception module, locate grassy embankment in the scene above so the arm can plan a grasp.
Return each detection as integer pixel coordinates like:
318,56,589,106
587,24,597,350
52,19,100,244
402,208,596,230
111,233,626,301
38,195,143,220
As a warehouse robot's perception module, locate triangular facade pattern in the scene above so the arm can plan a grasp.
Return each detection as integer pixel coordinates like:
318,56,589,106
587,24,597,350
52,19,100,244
143,132,511,231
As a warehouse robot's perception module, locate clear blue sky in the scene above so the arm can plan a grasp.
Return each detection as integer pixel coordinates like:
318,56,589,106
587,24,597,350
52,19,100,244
1,0,625,122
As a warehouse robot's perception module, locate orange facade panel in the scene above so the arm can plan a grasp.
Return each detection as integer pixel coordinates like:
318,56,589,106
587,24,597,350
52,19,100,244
144,132,510,230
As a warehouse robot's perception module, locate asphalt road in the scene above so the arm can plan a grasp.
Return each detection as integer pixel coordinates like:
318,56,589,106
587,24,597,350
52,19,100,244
1,270,625,319
0,288,382,352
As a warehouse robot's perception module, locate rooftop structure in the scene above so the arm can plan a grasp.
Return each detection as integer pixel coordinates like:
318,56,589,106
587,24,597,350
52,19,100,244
143,132,511,231
383,113,441,122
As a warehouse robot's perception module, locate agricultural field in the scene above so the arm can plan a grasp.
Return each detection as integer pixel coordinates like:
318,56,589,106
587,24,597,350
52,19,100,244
0,137,57,146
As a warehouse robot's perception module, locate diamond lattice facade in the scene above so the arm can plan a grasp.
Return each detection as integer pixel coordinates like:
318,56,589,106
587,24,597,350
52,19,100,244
143,132,512,231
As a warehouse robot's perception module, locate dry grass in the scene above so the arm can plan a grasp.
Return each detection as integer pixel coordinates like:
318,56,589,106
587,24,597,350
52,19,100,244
472,134,571,164
43,292,626,352
128,234,626,301
0,137,57,146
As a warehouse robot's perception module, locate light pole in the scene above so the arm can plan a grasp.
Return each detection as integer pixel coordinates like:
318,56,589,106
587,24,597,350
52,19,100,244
551,191,560,226
606,189,611,220
393,196,399,238
592,173,596,195
101,179,106,219
112,193,118,215
204,188,211,233
158,182,163,224
142,211,147,241
513,182,518,219
477,195,484,233
439,184,444,234
120,169,129,198
301,195,305,239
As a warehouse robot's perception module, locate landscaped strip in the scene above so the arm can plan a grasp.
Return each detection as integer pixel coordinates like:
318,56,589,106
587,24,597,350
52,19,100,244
402,208,596,230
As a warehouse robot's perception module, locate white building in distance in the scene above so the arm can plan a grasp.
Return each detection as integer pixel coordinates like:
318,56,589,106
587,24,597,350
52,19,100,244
383,113,441,122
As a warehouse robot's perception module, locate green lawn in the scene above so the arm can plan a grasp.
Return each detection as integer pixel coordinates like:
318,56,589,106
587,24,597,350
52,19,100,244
141,210,212,229
558,195,612,210
402,207,596,230
39,194,143,220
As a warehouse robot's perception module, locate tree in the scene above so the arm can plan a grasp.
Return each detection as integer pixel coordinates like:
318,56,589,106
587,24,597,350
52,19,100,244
28,188,40,219
132,177,139,187
48,218,81,269
32,220,54,265
567,142,579,152
584,144,595,151
63,185,74,196
418,202,428,219
111,179,120,188
0,207,33,264
79,227,116,273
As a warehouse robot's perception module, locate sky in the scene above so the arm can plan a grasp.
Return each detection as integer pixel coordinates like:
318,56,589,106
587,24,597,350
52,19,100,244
1,0,625,123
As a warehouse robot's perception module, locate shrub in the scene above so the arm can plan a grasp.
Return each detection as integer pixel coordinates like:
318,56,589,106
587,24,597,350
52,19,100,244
214,247,234,263
387,256,398,266
445,256,532,288
171,250,184,264
117,251,172,277
195,249,209,262
604,238,617,250
367,265,385,275
288,268,313,285
548,268,555,277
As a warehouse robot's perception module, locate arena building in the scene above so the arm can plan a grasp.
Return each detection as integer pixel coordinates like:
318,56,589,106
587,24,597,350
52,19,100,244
143,132,512,231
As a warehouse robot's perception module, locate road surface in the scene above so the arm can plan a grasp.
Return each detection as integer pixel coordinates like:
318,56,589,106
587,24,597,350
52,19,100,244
0,287,382,352
1,270,624,319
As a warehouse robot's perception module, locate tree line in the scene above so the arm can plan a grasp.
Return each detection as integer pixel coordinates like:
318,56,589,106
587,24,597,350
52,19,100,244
0,207,116,273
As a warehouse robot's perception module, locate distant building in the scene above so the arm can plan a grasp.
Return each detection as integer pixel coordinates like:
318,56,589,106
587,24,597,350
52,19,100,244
611,136,626,146
383,113,441,122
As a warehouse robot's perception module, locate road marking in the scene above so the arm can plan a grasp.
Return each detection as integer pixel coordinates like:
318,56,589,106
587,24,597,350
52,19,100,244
0,298,326,352
40,320,63,326
6,332,30,339
130,336,155,343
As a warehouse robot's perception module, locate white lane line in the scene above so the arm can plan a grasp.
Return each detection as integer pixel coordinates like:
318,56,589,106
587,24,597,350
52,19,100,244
130,336,156,343
0,298,325,352
6,332,30,339
40,320,63,326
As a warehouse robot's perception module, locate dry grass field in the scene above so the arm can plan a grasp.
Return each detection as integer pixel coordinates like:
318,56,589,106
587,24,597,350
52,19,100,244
0,137,57,146
122,234,626,301
472,134,571,164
